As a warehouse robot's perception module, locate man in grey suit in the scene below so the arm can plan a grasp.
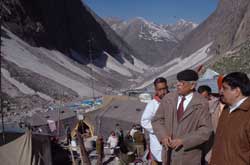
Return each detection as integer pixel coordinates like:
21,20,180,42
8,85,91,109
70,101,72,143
152,69,213,165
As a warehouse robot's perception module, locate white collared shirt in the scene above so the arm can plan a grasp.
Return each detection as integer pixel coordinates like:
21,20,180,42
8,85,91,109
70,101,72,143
141,98,162,161
177,92,193,111
229,97,248,113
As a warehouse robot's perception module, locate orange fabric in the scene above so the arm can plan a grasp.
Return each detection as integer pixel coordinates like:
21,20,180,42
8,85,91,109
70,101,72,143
217,75,224,90
196,65,203,73
154,95,161,103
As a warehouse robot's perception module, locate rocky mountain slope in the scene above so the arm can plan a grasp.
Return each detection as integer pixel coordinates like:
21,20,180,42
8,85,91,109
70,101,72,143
1,0,148,111
170,0,250,60
105,17,197,66
137,0,250,88
2,0,141,64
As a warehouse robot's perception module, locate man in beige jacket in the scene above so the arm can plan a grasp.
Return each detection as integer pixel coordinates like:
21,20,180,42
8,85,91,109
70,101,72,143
152,69,213,165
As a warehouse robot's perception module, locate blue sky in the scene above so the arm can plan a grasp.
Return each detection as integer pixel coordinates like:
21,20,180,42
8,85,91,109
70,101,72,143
84,0,219,24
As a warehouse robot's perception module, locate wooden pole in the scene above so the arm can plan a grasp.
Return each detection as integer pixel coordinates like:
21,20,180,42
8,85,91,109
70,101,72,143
88,34,95,102
57,92,63,138
57,101,60,137
77,132,91,165
96,136,104,165
0,99,5,144
69,146,76,165
0,6,6,144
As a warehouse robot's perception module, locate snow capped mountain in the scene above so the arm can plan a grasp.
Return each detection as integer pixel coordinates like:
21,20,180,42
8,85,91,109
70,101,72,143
136,0,250,89
165,19,198,30
105,17,197,66
164,19,198,40
128,17,178,42
107,17,178,43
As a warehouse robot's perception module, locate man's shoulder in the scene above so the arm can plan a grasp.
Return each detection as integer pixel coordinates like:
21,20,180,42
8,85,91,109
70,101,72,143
191,93,209,112
146,99,158,106
161,92,178,102
193,92,208,103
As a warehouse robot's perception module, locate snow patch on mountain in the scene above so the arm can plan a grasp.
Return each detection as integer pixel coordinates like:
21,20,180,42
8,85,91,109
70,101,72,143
2,28,102,97
131,56,149,71
137,42,213,89
132,17,178,42
103,52,133,77
39,48,94,80
164,19,198,40
1,68,53,100
168,19,198,31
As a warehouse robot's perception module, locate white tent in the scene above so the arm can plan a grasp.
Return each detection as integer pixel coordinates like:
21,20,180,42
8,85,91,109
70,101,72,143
200,68,219,80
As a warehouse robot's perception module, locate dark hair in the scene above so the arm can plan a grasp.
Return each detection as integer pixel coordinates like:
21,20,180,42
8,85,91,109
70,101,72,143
222,72,250,96
198,85,212,94
154,77,167,86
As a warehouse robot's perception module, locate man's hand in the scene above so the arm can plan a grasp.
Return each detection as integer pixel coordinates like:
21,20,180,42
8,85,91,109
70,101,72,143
169,138,183,150
161,136,172,147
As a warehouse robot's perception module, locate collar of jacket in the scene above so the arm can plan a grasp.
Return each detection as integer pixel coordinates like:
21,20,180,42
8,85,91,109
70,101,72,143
232,96,250,111
170,92,205,107
161,92,208,128
165,92,206,118
186,92,205,107
181,92,205,120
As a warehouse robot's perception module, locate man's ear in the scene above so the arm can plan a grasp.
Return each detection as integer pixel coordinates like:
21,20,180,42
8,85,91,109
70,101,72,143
235,87,243,97
191,82,196,90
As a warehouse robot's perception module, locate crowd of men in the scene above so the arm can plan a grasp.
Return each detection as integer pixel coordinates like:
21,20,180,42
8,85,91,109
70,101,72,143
141,69,250,165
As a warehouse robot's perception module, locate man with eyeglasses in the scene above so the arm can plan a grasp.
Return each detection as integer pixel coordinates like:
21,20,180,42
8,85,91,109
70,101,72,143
141,77,168,164
210,72,250,165
152,69,212,165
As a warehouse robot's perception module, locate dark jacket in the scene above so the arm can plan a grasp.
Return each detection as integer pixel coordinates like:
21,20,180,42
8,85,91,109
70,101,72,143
210,97,250,165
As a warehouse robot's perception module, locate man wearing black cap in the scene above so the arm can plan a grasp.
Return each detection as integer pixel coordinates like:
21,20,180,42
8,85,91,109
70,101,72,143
152,69,212,165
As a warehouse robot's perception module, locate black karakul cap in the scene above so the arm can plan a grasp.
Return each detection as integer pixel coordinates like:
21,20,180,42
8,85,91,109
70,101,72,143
177,69,199,81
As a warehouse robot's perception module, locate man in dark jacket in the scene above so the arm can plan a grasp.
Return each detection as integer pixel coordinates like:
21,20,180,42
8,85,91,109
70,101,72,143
210,72,250,165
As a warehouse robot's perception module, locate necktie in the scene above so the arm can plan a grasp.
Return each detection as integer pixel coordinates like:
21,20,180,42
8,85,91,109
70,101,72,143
177,96,186,121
